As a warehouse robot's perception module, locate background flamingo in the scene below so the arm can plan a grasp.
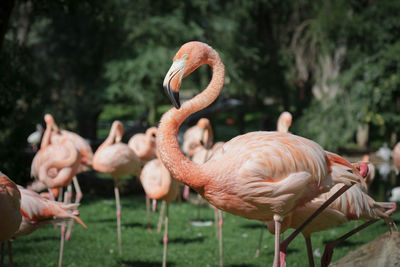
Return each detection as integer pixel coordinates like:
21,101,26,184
128,126,159,228
266,163,396,266
92,120,141,255
157,41,364,267
44,114,94,240
0,172,22,267
31,114,81,191
140,155,179,267
14,186,86,267
128,126,158,163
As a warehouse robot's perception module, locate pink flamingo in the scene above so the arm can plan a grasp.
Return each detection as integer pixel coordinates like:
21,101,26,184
140,155,179,267
14,186,86,267
266,162,396,267
128,127,158,163
31,114,81,194
92,120,141,255
276,111,292,133
45,114,93,239
0,172,22,267
157,41,365,267
128,126,159,223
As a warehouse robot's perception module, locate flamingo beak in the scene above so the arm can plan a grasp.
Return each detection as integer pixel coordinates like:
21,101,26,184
163,56,187,109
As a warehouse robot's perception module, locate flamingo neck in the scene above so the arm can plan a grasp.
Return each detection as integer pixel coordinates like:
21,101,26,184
41,122,53,148
157,50,225,192
97,124,118,151
141,127,157,158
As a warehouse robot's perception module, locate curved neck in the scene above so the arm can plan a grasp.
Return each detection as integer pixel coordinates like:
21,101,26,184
141,127,157,157
97,123,120,151
157,51,225,192
41,122,53,148
202,123,213,149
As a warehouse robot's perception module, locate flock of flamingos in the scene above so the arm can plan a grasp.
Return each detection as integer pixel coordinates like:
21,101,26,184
1,41,400,267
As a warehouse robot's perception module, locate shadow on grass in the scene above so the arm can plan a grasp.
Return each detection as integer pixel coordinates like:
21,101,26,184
27,235,60,242
226,264,257,267
120,260,175,267
240,223,264,229
160,236,205,245
322,239,363,248
85,217,115,224
123,222,148,229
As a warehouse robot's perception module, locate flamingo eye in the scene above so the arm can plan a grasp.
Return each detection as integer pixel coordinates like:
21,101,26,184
181,54,188,60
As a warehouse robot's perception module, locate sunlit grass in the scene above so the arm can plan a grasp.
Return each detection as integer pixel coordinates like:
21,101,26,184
8,194,399,267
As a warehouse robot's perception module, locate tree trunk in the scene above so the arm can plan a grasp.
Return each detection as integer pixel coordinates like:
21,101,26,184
16,0,33,47
0,0,15,51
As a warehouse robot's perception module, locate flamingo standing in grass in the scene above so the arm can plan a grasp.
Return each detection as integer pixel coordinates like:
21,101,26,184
31,114,81,197
92,120,142,255
267,162,396,267
157,41,365,267
14,186,86,267
128,126,159,228
0,172,22,267
140,154,179,267
45,114,94,240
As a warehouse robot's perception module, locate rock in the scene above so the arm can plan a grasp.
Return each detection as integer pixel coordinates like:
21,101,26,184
331,231,400,267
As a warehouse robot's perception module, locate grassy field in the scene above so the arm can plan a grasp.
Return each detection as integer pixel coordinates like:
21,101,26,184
7,192,399,267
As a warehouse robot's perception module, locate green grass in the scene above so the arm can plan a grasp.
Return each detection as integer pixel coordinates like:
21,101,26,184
8,194,399,267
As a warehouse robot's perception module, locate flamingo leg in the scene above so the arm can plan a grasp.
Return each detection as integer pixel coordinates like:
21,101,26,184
254,222,265,258
65,183,75,241
114,179,122,255
162,203,169,267
280,184,352,265
183,185,190,199
157,200,166,233
58,190,69,267
48,188,55,201
57,187,64,202
72,176,83,203
214,207,218,237
8,240,13,267
1,241,4,266
321,219,377,267
218,210,223,267
273,214,282,267
152,199,157,212
146,196,152,233
304,236,315,267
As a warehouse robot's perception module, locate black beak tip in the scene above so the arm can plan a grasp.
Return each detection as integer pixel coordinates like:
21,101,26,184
163,84,181,109
173,91,181,109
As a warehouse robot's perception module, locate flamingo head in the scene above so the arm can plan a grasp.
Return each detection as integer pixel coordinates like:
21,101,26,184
163,41,211,109
277,111,292,133
111,121,124,143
